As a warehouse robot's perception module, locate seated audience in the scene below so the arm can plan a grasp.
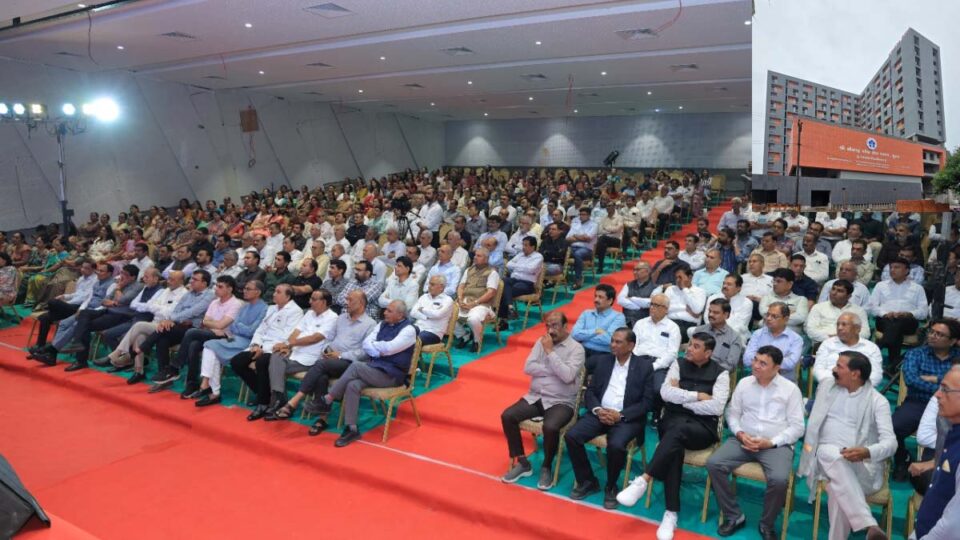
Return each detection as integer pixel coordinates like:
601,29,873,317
453,248,501,350
377,256,419,312
571,284,626,370
743,302,802,381
692,249,728,297
650,241,691,286
689,298,744,372
819,261,871,308
617,262,656,327
813,313,883,387
661,266,706,341
566,207,598,289
500,236,543,317
912,364,960,539
869,257,929,371
704,274,752,335
758,268,808,333
804,279,870,345
423,244,462,297
338,260,385,320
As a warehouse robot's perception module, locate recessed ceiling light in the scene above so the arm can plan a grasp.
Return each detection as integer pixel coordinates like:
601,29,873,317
528,96,534,101
483,112,488,116
258,70,265,75
467,81,473,85
358,89,364,93
244,22,253,28
116,45,124,50
573,109,578,113
601,71,607,76
744,20,751,25
647,91,652,95
654,108,660,112
77,3,86,7
430,102,436,106
535,40,542,45
678,106,683,110
379,56,386,61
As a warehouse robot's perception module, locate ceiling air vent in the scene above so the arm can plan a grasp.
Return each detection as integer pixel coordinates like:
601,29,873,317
669,63,699,72
55,51,83,57
623,107,637,112
160,31,198,40
577,92,599,97
306,62,333,68
303,91,324,96
403,83,424,89
709,86,729,93
303,3,353,18
616,28,658,40
441,47,475,56
521,73,549,82
528,111,539,115
203,75,227,80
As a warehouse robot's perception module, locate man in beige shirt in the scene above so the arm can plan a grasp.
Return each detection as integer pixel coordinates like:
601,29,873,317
752,232,789,272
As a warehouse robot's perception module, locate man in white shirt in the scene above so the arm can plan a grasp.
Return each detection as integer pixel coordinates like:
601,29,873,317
230,284,305,420
424,244,462,297
660,266,706,342
783,208,810,245
416,230,438,269
869,257,929,370
565,207,598,289
797,233,830,285
805,279,871,345
447,231,471,270
741,253,774,307
678,233,706,271
819,261,871,308
631,293,681,413
596,203,624,273
704,275,752,336
813,312,884,388
361,243,388,285
706,345,804,540
652,185,675,237
501,236,543,319
816,211,848,242
616,333,730,540
379,227,406,268
253,234,276,271
505,215,536,258
758,268,809,332
264,288,339,419
831,223,872,264
415,192,444,243
411,275,455,346
945,271,960,320
490,194,518,226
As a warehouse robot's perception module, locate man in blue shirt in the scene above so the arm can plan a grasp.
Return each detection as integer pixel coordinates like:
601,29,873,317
571,284,626,373
742,302,803,381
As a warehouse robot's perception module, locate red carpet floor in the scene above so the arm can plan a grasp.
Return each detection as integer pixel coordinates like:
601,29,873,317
0,202,730,540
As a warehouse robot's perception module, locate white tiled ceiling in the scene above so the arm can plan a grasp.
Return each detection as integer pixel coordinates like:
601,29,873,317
0,0,752,119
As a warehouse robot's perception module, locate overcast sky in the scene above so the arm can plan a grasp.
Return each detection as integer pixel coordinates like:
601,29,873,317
751,0,960,173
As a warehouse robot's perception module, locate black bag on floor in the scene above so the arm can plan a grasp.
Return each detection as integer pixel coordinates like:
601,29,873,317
0,454,49,538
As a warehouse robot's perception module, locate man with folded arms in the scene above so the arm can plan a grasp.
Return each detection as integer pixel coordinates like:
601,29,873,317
616,333,730,540
565,328,654,508
264,289,339,420
705,345,804,539
310,300,418,447
410,275,454,346
617,262,656,327
805,279,870,346
798,351,895,540
500,311,585,489
230,284,304,421
813,313,883,388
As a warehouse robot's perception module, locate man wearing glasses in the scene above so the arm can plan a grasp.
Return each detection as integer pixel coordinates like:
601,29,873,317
913,364,960,539
743,302,802,382
892,319,960,482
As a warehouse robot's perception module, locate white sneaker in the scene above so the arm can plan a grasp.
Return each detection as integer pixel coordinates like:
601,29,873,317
656,510,677,540
616,475,647,507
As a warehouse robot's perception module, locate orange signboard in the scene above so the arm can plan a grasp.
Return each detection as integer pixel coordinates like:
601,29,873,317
786,118,925,176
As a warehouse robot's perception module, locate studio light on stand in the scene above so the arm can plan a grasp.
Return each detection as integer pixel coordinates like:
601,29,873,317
0,97,120,236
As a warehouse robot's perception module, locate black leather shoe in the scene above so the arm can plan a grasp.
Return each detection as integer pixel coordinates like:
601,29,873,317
127,372,146,385
247,405,269,421
195,394,221,407
180,384,203,399
602,487,619,509
718,514,746,536
758,523,777,540
64,362,88,372
569,478,601,500
334,427,362,447
108,363,132,373
36,354,57,366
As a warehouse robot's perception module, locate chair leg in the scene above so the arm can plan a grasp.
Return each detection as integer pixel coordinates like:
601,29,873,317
496,319,503,345
781,474,794,540
884,499,893,539
445,350,455,379
700,475,712,523
381,398,396,443
337,403,345,429
644,477,653,508
812,481,823,540
27,318,38,348
552,439,564,487
409,394,421,426
423,351,438,388
622,449,633,490
522,303,531,329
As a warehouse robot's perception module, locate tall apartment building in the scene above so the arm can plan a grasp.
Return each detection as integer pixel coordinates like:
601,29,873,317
764,28,946,177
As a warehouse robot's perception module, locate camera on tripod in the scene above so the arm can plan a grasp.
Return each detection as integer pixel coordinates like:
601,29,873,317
391,195,411,214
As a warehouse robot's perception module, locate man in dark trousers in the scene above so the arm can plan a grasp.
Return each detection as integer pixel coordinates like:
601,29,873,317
565,327,654,509
616,332,730,540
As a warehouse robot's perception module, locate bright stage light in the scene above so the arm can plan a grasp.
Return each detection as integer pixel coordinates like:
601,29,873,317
62,103,77,116
12,103,25,115
30,104,44,115
0,103,7,115
82,98,120,122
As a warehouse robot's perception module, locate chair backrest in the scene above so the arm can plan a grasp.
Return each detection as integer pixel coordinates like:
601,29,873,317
404,338,423,386
490,279,505,317
438,223,453,244
442,302,460,346
533,263,546,294
64,280,77,295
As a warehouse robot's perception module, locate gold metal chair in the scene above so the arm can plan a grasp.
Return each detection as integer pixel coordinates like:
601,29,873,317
705,459,797,540
513,268,546,329
475,280,505,353
811,462,893,540
544,249,571,304
518,368,586,487
421,303,460,388
586,435,646,490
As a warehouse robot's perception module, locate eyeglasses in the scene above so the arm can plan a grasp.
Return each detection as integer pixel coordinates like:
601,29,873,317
650,303,669,309
939,384,960,395
545,322,564,329
930,330,952,339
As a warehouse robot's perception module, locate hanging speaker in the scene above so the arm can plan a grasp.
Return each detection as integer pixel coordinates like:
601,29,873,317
240,106,259,133
0,455,50,537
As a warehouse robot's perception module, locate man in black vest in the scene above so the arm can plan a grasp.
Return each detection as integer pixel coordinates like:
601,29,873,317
616,332,730,540
311,299,417,448
564,328,655,509
617,261,656,327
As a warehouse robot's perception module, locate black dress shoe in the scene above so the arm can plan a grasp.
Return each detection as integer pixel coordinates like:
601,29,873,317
127,372,146,385
108,363,132,373
36,354,57,366
180,384,201,399
195,394,221,407
64,363,88,372
758,523,777,540
334,427,362,447
569,478,601,500
602,487,619,509
183,387,210,400
247,405,269,421
718,514,746,536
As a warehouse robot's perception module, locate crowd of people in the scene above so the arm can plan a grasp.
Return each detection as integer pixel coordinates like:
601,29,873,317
6,167,960,539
